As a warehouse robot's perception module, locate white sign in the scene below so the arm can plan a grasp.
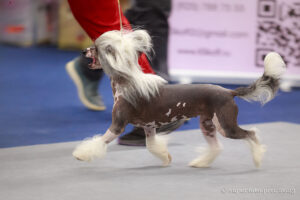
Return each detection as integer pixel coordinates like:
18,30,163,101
168,0,300,86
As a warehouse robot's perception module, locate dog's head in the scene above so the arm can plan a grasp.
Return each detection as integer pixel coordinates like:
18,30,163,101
87,29,152,77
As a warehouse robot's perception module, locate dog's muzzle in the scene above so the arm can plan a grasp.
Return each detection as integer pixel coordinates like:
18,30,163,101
82,46,101,69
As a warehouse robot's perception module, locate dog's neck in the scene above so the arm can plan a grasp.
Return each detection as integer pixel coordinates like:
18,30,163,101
110,75,127,96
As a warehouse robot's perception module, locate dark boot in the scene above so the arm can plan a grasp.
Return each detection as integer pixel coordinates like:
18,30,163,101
118,119,187,146
66,55,106,111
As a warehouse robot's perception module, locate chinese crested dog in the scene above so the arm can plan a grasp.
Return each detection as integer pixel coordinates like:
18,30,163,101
72,29,286,168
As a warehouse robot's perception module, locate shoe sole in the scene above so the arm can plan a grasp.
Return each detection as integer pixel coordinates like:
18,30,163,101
117,138,146,146
157,119,188,135
66,61,106,111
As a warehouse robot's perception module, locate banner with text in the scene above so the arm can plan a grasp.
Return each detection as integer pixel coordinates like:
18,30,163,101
168,0,300,85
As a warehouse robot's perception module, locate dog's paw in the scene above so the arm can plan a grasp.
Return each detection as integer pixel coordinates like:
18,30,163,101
246,135,267,168
72,135,107,162
188,146,222,168
252,143,267,168
162,153,172,167
189,158,211,168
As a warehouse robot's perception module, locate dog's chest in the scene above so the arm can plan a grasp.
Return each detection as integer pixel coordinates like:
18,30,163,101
111,81,125,107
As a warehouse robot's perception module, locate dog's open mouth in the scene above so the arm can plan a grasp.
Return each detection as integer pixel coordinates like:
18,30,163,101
83,46,101,69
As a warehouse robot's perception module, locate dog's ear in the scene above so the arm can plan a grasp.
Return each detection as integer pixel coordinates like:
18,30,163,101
105,45,116,58
103,44,118,66
130,30,153,56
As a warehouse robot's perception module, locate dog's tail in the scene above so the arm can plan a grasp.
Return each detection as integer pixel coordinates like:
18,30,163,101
233,52,286,105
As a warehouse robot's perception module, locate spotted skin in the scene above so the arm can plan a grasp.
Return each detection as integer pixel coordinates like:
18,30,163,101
110,79,248,139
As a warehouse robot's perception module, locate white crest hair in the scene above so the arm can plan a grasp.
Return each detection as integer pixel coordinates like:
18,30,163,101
95,29,167,106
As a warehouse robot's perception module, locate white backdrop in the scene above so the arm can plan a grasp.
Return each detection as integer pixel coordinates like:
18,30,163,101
168,0,300,86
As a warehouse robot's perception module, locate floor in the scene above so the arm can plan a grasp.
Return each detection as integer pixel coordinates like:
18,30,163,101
1,122,299,200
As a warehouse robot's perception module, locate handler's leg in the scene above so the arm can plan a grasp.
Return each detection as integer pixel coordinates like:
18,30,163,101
66,54,105,111
66,0,122,111
66,0,154,111
189,117,223,168
144,127,172,166
125,0,171,80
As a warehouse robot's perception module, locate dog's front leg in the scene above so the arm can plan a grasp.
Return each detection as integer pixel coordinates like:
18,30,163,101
144,127,172,166
73,106,128,162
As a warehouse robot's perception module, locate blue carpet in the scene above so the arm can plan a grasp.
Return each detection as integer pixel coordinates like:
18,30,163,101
1,45,299,148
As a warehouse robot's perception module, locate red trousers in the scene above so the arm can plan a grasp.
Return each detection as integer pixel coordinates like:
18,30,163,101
68,0,154,74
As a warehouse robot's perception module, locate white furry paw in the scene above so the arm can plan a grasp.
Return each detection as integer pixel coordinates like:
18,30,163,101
72,135,107,162
247,139,266,168
189,146,222,168
253,144,266,168
189,158,210,168
246,128,267,168
146,135,172,166
162,153,172,167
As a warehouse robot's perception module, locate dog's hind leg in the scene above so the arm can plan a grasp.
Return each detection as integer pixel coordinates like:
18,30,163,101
144,127,172,166
215,101,266,167
189,116,223,168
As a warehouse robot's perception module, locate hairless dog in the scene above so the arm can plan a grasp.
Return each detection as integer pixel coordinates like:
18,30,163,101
72,29,286,168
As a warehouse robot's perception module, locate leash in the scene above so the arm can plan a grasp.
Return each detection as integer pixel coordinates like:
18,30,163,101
117,0,123,31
